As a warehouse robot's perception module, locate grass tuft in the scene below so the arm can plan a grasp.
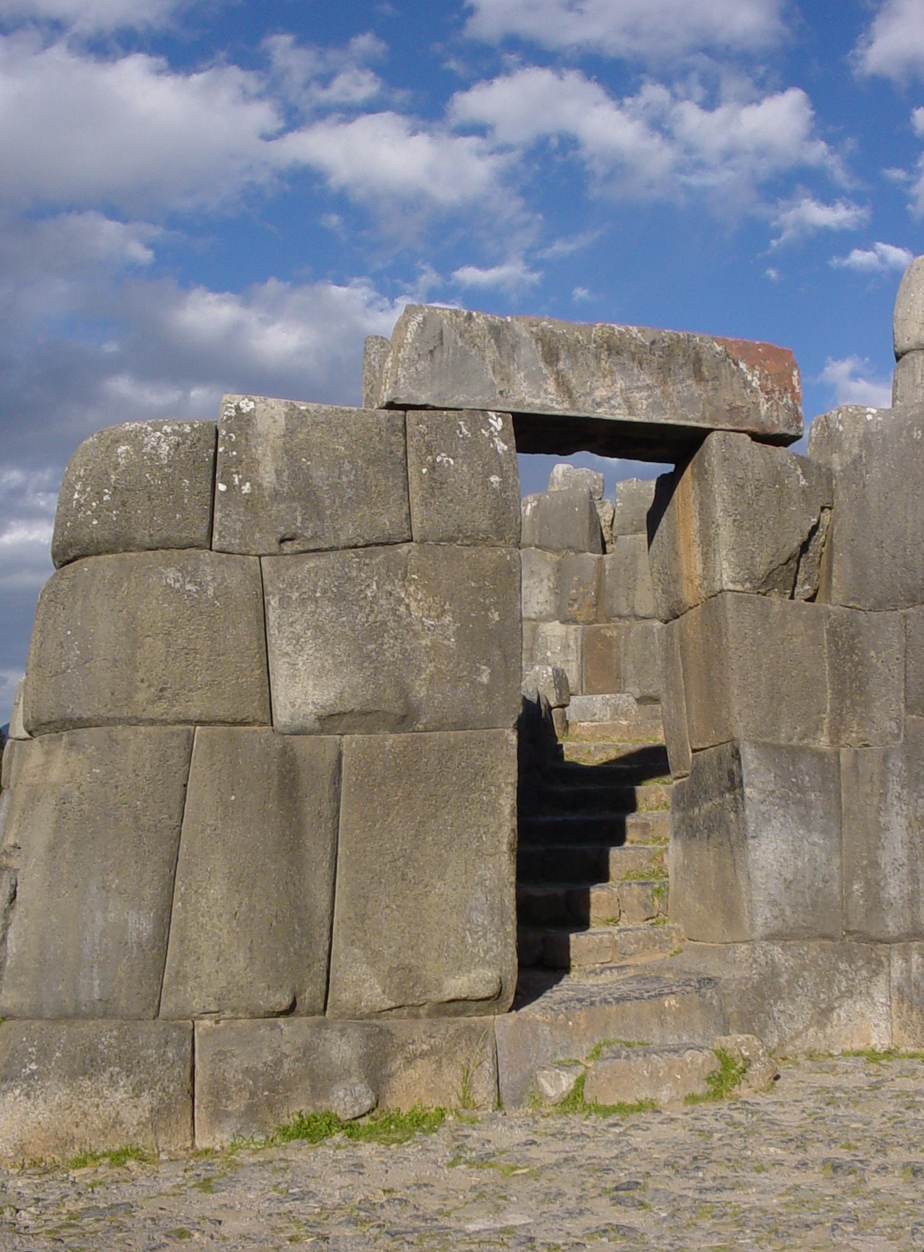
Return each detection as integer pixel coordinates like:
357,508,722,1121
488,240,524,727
68,1145,153,1170
685,1048,748,1105
273,1104,447,1147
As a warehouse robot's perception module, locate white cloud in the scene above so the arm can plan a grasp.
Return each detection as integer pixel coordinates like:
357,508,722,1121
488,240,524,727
263,33,387,114
854,0,924,82
770,196,868,245
451,259,540,292
0,0,188,33
819,357,893,408
831,241,914,273
915,107,924,137
452,68,839,207
464,0,786,61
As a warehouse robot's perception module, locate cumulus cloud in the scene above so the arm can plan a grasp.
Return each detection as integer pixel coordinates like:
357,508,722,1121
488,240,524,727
463,0,786,61
263,32,388,115
854,0,924,82
451,259,541,292
770,196,868,245
819,357,893,408
0,0,189,33
831,241,914,272
451,68,839,207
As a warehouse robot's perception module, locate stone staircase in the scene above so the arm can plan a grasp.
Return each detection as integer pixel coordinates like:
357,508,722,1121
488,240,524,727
517,693,682,975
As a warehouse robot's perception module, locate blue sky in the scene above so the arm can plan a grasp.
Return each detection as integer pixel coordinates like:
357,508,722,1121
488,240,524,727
1,0,923,717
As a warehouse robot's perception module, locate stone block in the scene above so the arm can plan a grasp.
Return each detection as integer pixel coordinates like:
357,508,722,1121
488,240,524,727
25,551,270,733
0,728,193,1019
842,717,924,941
406,409,519,545
0,737,28,794
558,552,601,624
159,729,341,1020
264,544,520,734
675,594,827,750
893,350,924,406
904,608,924,716
673,941,891,1054
212,395,411,555
521,664,570,709
327,730,517,1018
495,970,728,1108
613,478,656,536
0,1021,193,1160
195,1016,498,1146
891,944,924,1047
7,678,28,740
825,607,903,747
603,534,655,620
648,432,833,622
375,306,803,457
520,548,560,621
583,620,661,699
583,1043,720,1107
362,335,391,408
670,740,843,942
522,621,583,693
808,404,924,610
659,619,692,778
521,487,603,554
548,464,603,497
51,420,216,569
894,253,924,358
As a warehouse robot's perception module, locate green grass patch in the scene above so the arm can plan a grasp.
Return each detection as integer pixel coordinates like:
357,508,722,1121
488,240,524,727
547,1064,657,1119
843,1048,924,1064
68,1145,154,1170
274,1104,447,1147
684,1048,748,1105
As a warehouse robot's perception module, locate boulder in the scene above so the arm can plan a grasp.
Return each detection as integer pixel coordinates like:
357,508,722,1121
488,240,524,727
893,254,924,358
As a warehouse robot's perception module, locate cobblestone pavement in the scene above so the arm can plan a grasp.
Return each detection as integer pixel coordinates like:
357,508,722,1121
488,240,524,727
2,1055,924,1250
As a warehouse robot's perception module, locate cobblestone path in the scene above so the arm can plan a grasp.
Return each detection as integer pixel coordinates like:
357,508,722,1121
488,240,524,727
2,1055,924,1250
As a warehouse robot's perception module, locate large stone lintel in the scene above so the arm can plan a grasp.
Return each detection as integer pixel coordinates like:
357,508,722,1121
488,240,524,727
369,306,803,460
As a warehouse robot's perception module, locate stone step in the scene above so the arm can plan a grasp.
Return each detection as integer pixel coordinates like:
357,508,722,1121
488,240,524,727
497,966,728,1107
519,810,671,848
565,712,665,744
535,781,671,815
518,842,667,886
562,739,667,766
545,748,671,785
526,922,683,971
517,879,669,927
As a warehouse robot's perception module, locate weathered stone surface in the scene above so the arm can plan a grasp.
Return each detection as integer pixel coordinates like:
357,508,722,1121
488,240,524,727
7,678,28,740
674,941,891,1053
495,971,727,1108
522,621,583,694
0,736,29,795
674,594,827,750
842,717,924,941
25,551,270,733
613,478,656,536
331,1082,377,1122
212,396,410,555
893,350,924,406
603,535,656,620
374,306,803,457
532,1061,583,1106
51,420,216,569
825,607,903,747
406,409,519,545
808,404,924,610
0,1020,193,1160
520,548,560,621
583,620,661,699
904,608,924,716
670,740,842,942
195,1017,498,1145
548,464,603,497
521,487,603,554
894,253,924,358
159,729,340,1020
362,335,391,408
0,728,193,1019
264,544,520,734
714,1033,779,1095
521,664,570,709
595,497,615,552
328,730,517,1018
659,618,692,778
558,553,601,624
648,432,833,622
891,944,924,1047
583,1044,720,1107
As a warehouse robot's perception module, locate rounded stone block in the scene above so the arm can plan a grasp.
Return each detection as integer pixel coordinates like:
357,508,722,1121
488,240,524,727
52,420,217,568
893,350,924,407
212,396,411,555
160,729,341,1020
24,550,270,733
894,254,924,359
0,727,193,1019
327,729,517,1019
